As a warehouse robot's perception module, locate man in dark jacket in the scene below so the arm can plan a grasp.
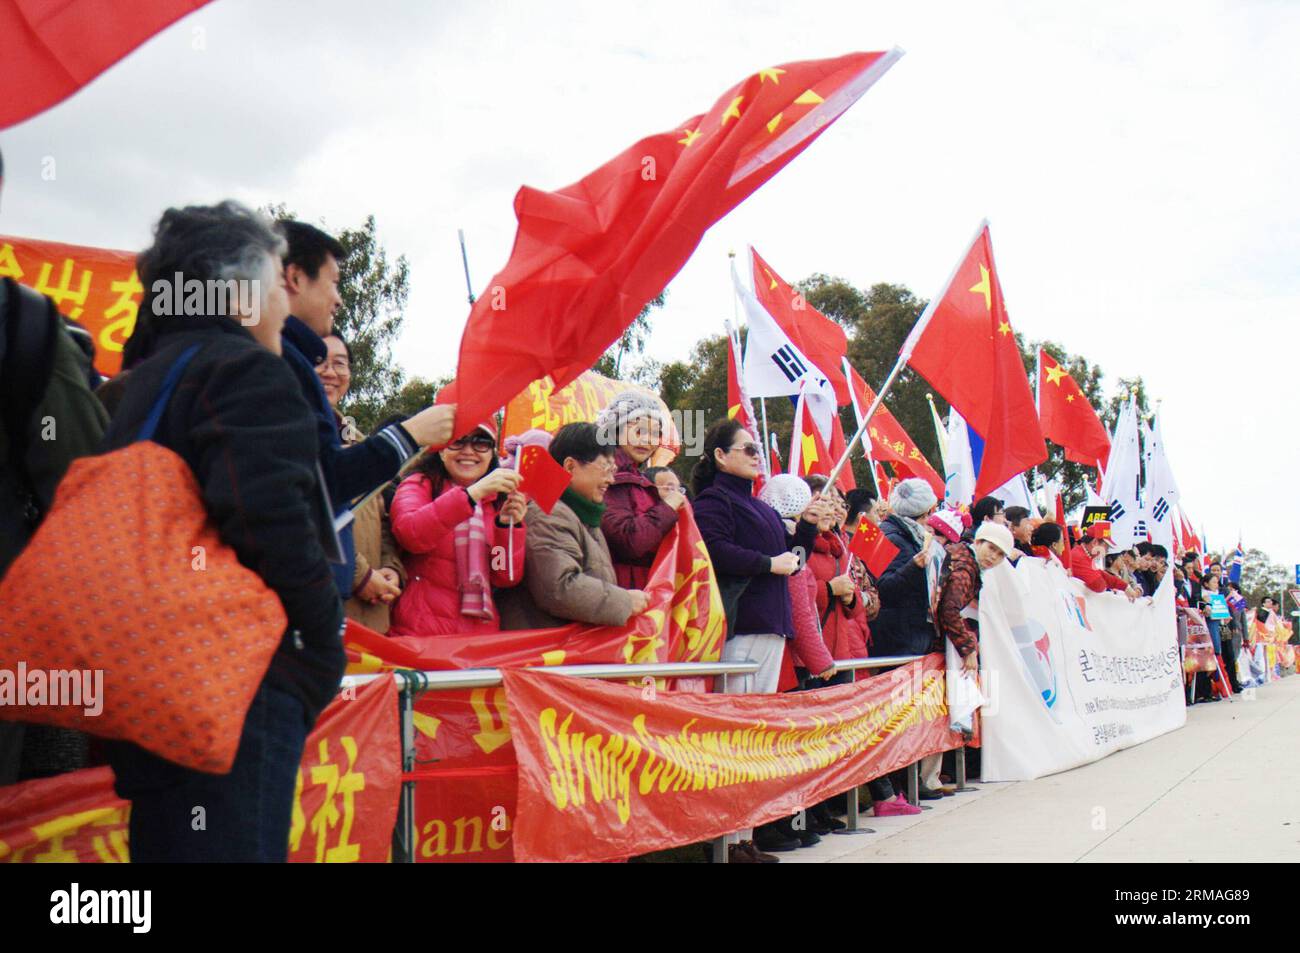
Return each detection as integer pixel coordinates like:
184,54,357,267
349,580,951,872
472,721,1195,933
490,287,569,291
103,202,344,861
277,221,456,599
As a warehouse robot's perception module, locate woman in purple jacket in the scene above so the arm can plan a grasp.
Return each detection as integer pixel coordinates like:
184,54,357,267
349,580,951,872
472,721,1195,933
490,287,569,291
596,391,687,589
692,418,821,861
691,418,816,694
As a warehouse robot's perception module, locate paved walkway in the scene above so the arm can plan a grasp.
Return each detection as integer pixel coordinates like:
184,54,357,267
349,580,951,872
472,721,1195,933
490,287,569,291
783,674,1300,863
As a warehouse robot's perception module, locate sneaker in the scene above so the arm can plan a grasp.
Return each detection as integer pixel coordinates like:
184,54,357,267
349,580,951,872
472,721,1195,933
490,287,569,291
729,841,780,863
873,797,923,817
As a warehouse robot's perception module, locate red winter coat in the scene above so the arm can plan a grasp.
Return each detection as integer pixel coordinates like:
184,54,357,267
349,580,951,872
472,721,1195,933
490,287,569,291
807,532,869,660
1068,545,1127,593
388,473,525,637
788,566,835,674
600,449,678,589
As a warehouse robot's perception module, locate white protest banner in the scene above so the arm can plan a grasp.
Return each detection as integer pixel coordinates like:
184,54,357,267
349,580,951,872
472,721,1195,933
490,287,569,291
978,556,1185,781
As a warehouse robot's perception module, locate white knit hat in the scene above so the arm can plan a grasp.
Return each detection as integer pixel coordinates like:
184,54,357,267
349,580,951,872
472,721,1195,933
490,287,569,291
889,478,938,518
759,473,813,519
974,520,1015,557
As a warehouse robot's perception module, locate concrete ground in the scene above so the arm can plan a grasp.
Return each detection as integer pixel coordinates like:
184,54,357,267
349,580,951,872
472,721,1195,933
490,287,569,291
781,674,1300,863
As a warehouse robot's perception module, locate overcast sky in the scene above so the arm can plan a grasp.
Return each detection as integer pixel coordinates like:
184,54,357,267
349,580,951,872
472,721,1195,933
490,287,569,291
2,0,1297,568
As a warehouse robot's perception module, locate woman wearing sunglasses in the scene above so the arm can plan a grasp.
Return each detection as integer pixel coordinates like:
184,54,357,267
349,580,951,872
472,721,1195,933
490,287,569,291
387,421,527,641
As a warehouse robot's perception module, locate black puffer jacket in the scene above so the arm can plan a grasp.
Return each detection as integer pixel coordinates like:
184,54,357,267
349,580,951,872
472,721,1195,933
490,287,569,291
869,514,934,657
100,316,345,722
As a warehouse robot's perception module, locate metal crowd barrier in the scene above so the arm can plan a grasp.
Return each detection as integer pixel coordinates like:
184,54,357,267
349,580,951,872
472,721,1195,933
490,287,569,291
339,661,761,863
340,653,978,864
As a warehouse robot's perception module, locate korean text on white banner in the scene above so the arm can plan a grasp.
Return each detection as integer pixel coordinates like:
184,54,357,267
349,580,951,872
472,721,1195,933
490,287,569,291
978,555,1185,781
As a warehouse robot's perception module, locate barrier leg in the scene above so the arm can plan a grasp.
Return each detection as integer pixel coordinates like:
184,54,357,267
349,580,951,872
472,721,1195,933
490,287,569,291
392,683,417,864
954,746,976,792
906,761,920,806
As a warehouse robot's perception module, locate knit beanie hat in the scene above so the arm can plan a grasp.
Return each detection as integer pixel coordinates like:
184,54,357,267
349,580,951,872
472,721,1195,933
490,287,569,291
595,390,665,445
927,509,964,544
889,478,938,519
974,520,1016,557
759,473,813,519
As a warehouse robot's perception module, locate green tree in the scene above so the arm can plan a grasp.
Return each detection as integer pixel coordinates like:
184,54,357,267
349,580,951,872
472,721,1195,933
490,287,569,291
593,292,666,383
331,216,411,433
1240,549,1290,608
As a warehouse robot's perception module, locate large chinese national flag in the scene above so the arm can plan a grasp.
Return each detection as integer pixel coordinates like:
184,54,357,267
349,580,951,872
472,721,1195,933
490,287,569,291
901,223,1045,497
751,246,849,405
844,359,943,498
1,0,211,129
444,50,903,434
1036,348,1110,466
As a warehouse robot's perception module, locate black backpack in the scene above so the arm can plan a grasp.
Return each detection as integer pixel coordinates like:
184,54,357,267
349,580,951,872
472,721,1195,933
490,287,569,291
0,277,62,558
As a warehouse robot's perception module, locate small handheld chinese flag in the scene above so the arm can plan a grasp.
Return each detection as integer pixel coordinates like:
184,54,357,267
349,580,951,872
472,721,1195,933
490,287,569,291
516,445,571,514
850,515,900,578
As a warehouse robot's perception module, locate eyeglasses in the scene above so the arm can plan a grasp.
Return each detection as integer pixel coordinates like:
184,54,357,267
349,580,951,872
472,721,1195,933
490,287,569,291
728,442,761,459
448,434,496,453
320,359,351,375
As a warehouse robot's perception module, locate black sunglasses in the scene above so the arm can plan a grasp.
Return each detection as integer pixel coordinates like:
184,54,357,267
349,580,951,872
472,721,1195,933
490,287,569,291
728,442,761,459
448,434,496,453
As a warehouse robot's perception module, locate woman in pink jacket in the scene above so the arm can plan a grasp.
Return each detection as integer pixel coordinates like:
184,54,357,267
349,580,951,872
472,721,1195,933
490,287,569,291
388,422,527,640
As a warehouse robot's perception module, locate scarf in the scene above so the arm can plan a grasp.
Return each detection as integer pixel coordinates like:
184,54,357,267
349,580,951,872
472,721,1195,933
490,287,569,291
893,512,928,550
562,487,606,527
453,501,493,620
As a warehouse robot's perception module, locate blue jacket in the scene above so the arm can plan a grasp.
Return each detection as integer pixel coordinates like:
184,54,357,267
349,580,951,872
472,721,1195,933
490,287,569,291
693,471,816,640
870,514,934,657
280,317,418,596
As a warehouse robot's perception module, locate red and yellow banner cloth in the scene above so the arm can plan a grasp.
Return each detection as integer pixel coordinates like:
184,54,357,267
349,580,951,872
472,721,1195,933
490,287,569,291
505,654,972,863
0,236,141,377
501,368,680,466
0,675,399,863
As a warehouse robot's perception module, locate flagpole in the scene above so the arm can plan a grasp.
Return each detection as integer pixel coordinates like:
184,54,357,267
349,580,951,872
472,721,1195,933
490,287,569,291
457,228,476,305
729,249,769,480
823,352,908,492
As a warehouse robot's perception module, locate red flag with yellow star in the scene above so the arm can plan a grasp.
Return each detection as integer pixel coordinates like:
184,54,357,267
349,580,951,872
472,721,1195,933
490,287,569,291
443,50,903,435
2,0,211,129
849,514,900,578
901,222,1045,498
1037,348,1110,466
751,246,850,405
726,327,760,437
788,388,853,493
844,359,943,498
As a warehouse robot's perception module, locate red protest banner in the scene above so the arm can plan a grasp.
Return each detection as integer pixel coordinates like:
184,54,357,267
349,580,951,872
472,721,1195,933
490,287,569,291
503,654,971,863
0,676,399,863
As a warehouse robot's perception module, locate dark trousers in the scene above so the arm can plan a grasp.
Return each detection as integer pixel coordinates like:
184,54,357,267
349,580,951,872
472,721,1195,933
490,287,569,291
1222,634,1242,686
109,682,309,862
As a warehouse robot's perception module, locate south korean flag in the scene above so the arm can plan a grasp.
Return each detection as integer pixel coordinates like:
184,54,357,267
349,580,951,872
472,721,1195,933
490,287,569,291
735,261,836,442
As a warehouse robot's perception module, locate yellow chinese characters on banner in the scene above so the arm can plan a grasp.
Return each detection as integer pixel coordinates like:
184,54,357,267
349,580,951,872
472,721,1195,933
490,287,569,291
502,370,681,465
0,235,141,378
0,677,400,863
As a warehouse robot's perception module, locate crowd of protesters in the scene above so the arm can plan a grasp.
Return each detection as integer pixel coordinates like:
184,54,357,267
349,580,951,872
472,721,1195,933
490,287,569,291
1,187,1293,863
